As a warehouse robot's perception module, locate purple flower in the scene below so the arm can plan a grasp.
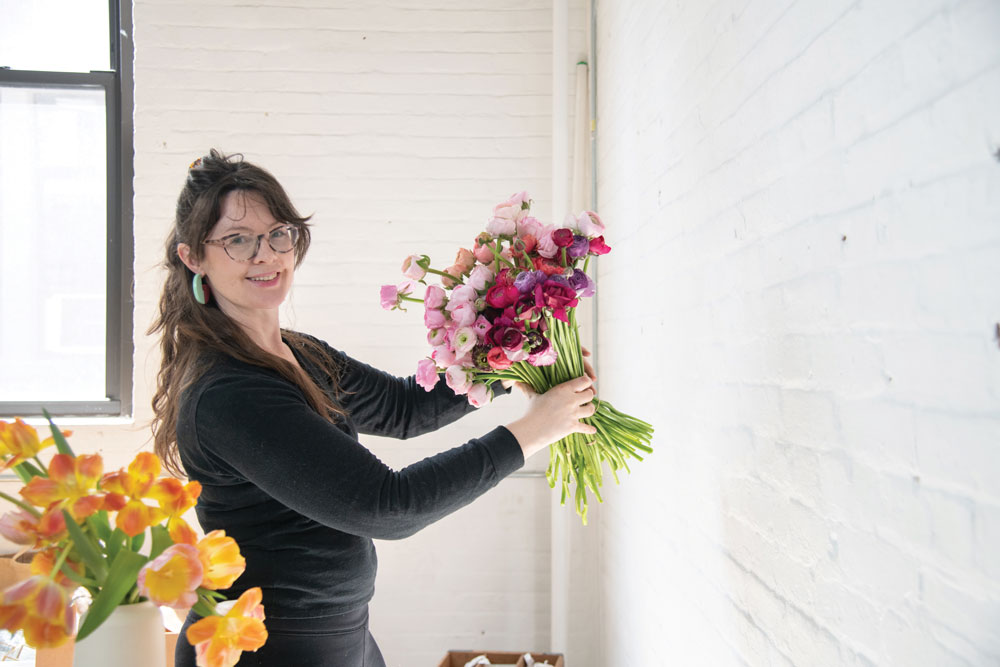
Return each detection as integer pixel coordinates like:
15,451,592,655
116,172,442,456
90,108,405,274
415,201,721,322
513,269,547,294
569,269,595,297
567,235,590,259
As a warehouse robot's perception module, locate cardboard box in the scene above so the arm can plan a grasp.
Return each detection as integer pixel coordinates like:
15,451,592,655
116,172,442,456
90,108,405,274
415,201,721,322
438,650,565,667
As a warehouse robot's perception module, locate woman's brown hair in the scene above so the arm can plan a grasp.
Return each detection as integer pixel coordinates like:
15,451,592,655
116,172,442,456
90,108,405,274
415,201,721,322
149,149,348,477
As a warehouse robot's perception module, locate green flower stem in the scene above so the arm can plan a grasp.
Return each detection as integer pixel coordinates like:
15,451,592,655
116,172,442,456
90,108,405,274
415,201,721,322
583,255,591,274
490,242,516,271
421,266,457,281
47,542,74,583
192,592,221,618
0,490,41,518
399,294,424,304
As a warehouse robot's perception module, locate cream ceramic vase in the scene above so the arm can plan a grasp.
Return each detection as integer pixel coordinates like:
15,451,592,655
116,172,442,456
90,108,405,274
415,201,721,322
73,600,165,667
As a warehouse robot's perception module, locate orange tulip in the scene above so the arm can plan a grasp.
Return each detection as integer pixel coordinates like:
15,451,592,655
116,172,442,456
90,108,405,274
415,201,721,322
148,477,202,545
29,549,83,590
21,454,105,529
0,575,74,648
101,452,169,537
195,531,246,591
137,544,203,609
187,587,267,667
0,419,66,469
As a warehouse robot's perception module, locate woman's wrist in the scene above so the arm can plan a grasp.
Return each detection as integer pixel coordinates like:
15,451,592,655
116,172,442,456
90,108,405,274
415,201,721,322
503,418,541,459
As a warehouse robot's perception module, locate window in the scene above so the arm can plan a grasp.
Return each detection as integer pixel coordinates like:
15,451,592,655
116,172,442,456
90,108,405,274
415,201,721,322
0,0,133,417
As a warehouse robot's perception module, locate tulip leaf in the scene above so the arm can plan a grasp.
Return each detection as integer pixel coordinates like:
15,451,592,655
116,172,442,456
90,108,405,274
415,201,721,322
106,528,127,565
86,510,112,543
130,531,145,552
42,409,74,456
61,510,108,581
149,524,172,560
75,549,147,642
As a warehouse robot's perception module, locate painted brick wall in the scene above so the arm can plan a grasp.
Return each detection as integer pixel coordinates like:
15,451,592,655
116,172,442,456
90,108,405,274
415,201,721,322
593,0,1000,665
132,1,583,665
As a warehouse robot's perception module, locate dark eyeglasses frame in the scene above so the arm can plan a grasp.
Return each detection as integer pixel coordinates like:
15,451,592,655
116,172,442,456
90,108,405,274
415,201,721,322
203,225,299,262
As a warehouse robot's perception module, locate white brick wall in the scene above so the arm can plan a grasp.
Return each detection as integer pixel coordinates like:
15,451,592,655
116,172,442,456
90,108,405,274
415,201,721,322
594,0,1000,665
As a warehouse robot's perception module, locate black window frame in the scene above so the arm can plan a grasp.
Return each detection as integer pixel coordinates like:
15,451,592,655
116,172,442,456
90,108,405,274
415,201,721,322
0,0,134,418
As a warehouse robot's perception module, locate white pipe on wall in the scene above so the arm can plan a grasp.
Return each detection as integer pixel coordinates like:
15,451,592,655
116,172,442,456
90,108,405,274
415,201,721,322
550,0,570,656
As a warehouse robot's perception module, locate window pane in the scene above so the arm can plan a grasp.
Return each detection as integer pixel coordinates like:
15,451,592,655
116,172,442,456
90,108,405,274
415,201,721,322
0,0,110,72
0,85,107,403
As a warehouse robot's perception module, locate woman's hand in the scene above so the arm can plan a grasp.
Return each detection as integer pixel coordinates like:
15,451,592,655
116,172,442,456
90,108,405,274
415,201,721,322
503,375,597,460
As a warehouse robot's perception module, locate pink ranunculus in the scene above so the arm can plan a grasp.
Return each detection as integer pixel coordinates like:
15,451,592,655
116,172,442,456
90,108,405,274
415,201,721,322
416,359,440,391
380,284,399,310
473,238,496,264
578,210,606,237
441,265,464,288
449,302,478,328
503,346,529,363
401,254,426,280
472,315,491,338
486,215,517,237
467,382,491,408
494,191,530,215
589,236,611,255
536,225,559,258
467,264,495,292
446,285,477,309
427,328,448,346
424,284,446,309
454,248,476,275
452,326,478,356
433,345,457,367
445,366,472,395
516,215,543,239
424,308,446,329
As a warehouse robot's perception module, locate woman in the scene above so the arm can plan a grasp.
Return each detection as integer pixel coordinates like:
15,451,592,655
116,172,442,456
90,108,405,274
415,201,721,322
150,150,598,666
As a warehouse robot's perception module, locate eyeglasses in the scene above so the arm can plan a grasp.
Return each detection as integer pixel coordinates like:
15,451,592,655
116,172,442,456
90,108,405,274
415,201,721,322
203,225,300,262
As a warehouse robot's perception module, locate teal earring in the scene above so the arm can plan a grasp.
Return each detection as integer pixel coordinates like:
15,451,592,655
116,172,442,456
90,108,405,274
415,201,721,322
192,273,208,305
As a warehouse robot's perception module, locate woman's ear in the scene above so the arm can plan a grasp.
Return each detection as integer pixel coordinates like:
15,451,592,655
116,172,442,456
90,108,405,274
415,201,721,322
176,243,201,274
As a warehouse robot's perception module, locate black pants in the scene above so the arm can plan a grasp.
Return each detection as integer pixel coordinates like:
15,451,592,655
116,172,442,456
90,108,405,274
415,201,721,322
174,605,387,667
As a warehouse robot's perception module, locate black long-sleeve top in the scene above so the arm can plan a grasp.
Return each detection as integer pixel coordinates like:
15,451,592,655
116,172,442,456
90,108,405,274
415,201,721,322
175,333,523,619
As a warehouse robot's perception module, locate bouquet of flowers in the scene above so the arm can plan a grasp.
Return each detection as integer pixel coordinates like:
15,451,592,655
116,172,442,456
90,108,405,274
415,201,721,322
380,192,653,523
0,415,266,667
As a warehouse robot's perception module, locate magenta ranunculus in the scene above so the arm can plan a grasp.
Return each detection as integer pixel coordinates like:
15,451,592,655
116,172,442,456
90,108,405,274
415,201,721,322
485,284,520,309
467,382,491,407
534,280,579,324
424,308,446,329
472,315,491,337
589,236,611,255
416,359,440,392
552,228,574,247
424,284,446,309
445,365,472,395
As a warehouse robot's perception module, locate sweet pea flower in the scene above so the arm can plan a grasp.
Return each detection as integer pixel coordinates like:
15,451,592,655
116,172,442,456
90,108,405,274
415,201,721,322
467,383,491,408
467,264,495,292
137,543,203,609
0,575,75,648
449,302,478,328
196,530,247,591
589,236,611,255
401,255,426,281
424,284,446,309
416,359,440,391
186,587,267,667
445,366,473,395
424,308,446,330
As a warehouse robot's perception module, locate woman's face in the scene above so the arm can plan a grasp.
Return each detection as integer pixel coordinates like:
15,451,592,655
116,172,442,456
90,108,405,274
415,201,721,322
180,190,297,321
